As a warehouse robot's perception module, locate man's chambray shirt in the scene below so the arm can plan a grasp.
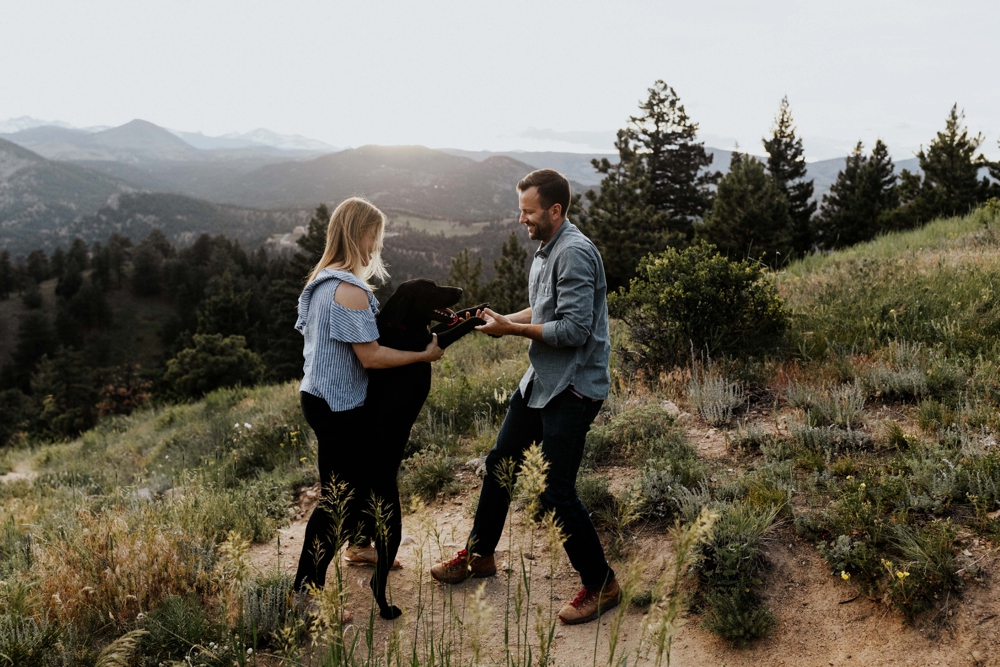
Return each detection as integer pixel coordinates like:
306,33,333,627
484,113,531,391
517,220,611,408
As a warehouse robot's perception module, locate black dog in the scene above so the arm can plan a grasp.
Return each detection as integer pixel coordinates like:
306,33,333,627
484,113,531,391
361,279,487,618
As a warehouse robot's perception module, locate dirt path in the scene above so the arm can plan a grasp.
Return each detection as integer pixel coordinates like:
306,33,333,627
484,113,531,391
0,458,37,484
247,412,1000,667
249,478,1000,667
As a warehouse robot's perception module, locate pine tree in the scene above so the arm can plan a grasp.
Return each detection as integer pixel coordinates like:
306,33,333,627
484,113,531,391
630,81,719,239
485,232,528,314
763,97,816,253
55,259,83,299
7,311,58,391
68,237,90,270
991,139,1000,189
50,247,66,281
196,271,252,338
31,347,98,438
698,152,793,261
578,129,660,292
0,251,12,299
26,250,49,284
448,249,483,308
909,105,990,221
818,139,899,247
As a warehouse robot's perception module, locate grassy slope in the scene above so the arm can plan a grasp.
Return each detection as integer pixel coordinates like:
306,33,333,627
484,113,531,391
5,207,1000,662
780,204,1000,355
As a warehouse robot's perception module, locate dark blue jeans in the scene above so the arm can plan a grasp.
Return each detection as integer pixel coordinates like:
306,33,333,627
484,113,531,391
467,383,614,588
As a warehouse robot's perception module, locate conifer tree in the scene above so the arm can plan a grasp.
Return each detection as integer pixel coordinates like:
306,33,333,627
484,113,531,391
50,247,66,281
906,105,991,221
196,271,251,338
0,251,12,300
31,347,98,438
485,232,528,314
630,81,719,239
763,97,816,253
578,129,660,292
8,311,58,391
698,152,793,261
990,139,1000,190
26,250,49,284
818,139,899,247
55,259,83,299
448,249,483,308
68,237,90,270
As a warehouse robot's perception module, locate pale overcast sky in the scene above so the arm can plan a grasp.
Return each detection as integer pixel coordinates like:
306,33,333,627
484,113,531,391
2,0,998,160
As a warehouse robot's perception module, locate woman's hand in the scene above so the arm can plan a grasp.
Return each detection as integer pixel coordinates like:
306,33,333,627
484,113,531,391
423,334,444,362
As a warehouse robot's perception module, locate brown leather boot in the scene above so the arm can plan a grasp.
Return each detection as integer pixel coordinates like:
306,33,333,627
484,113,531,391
430,549,496,584
557,578,621,625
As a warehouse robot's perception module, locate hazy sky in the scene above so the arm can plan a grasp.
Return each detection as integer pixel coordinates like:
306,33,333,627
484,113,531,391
2,0,998,160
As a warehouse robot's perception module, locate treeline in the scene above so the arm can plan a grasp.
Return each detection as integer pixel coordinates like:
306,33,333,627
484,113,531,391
0,207,531,448
576,82,1000,291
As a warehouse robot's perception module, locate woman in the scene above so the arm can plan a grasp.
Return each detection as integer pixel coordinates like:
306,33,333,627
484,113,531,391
293,196,443,620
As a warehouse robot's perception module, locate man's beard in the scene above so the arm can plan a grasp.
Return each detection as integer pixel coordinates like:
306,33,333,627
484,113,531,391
528,210,554,241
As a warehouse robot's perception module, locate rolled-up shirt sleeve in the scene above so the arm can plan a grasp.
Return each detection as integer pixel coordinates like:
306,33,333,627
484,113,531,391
330,301,379,343
541,247,596,348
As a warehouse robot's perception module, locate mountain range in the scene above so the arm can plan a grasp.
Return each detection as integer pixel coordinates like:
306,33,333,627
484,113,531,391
0,117,930,256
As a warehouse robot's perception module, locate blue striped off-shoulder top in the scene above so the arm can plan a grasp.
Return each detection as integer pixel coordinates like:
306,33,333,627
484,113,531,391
296,268,380,412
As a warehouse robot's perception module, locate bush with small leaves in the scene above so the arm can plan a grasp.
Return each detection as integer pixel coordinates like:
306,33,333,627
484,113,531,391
610,240,789,372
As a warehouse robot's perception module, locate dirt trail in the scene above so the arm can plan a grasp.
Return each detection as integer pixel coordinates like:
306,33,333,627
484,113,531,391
247,414,1000,667
0,458,37,484
250,478,1000,667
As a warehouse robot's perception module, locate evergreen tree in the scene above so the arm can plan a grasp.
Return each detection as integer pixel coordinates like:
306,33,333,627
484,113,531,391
196,271,251,338
55,259,83,299
630,80,719,239
0,251,12,299
26,250,49,283
990,139,1000,190
132,242,166,296
447,249,483,308
906,105,991,221
818,140,899,247
698,152,793,261
485,232,528,314
22,279,43,309
578,129,660,292
31,347,98,438
50,247,67,281
763,97,816,253
0,389,34,448
6,311,58,391
68,237,90,270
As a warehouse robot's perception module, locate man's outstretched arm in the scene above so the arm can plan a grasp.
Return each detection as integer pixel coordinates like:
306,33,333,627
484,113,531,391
474,307,543,341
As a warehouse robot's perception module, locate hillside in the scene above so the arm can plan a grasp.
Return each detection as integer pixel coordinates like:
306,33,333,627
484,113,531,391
70,191,312,249
2,204,1000,664
0,137,133,253
215,145,546,220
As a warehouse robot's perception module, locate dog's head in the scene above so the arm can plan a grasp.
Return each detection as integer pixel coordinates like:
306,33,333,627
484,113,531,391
378,279,464,330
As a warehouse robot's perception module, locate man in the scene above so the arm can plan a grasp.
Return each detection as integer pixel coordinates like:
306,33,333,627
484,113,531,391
430,169,618,625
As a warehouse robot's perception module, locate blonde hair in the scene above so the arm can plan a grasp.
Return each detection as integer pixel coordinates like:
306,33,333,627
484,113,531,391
307,197,390,286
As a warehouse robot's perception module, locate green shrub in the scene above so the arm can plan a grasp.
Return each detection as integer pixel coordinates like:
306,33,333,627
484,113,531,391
610,240,789,372
701,589,775,648
917,399,956,432
164,334,265,398
576,473,615,516
0,614,63,667
699,501,780,646
687,370,745,427
139,594,214,662
401,447,457,500
729,423,775,454
584,405,689,466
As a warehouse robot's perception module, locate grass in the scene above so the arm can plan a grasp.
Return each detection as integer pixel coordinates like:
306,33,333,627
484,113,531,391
6,203,1000,659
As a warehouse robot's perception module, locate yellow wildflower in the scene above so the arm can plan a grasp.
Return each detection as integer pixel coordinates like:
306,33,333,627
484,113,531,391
841,571,850,581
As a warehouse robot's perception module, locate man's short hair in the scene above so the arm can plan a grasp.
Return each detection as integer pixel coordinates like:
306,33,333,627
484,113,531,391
517,169,571,218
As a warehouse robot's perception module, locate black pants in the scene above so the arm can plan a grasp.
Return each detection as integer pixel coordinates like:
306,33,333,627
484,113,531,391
467,383,614,589
294,392,402,604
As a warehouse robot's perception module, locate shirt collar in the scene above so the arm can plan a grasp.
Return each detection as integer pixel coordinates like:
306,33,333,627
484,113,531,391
534,219,572,259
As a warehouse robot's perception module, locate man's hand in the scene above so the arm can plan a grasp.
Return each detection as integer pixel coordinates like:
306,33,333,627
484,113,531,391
475,308,545,341
474,308,514,337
